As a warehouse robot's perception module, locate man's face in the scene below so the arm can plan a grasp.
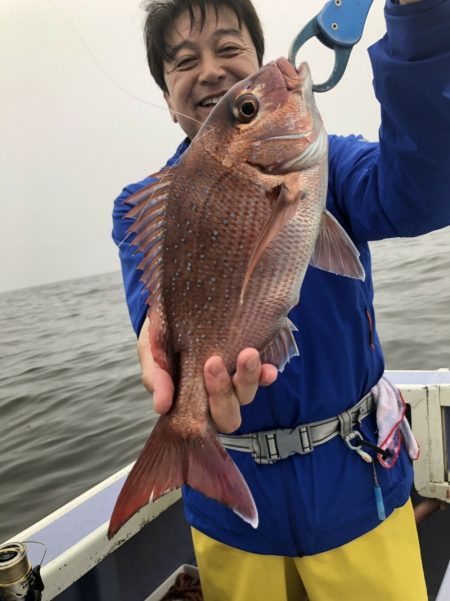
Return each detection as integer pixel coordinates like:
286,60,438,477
163,5,260,139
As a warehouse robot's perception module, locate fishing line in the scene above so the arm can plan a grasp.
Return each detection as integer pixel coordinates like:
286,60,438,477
24,540,47,566
43,0,208,130
44,0,218,252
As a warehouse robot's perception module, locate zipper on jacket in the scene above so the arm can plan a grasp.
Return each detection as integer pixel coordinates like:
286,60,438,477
365,309,376,350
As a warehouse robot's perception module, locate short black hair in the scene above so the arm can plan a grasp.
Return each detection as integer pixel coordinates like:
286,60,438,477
143,0,265,92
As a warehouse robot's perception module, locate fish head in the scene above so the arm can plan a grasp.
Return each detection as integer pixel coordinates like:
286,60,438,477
194,57,327,176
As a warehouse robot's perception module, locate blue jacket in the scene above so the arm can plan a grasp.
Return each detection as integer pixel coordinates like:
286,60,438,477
112,0,450,556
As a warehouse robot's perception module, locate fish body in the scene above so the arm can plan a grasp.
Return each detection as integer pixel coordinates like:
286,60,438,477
108,58,364,538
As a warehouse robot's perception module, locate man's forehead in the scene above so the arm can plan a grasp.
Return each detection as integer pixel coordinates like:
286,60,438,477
165,5,243,50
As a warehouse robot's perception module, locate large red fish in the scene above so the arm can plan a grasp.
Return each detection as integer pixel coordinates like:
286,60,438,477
108,58,364,538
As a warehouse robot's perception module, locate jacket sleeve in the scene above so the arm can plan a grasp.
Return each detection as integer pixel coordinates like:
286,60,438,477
329,0,450,242
112,178,155,336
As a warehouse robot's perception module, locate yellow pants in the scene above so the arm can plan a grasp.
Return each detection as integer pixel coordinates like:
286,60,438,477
192,500,427,601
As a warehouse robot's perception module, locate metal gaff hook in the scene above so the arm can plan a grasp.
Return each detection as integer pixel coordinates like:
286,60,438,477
288,0,374,93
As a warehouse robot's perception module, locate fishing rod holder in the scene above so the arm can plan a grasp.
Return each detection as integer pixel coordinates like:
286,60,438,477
0,543,44,601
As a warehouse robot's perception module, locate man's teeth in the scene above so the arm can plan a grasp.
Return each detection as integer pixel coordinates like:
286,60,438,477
200,95,223,107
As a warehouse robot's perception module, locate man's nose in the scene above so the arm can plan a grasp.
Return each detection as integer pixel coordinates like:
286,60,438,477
198,53,226,84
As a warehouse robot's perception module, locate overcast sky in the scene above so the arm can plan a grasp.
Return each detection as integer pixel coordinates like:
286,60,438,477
1,0,386,293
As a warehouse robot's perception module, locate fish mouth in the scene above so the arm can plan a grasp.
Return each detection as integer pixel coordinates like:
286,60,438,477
275,57,303,91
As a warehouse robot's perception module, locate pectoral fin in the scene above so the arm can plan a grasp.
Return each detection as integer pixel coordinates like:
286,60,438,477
310,210,365,280
240,181,301,304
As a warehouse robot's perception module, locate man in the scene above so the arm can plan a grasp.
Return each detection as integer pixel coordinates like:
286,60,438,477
112,0,450,599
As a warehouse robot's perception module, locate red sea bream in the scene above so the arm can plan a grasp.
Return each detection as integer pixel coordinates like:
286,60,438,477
108,58,364,538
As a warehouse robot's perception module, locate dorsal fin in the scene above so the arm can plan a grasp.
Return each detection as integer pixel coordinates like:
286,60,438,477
125,166,175,311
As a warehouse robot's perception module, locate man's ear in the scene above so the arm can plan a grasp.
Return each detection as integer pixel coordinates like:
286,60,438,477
164,91,178,124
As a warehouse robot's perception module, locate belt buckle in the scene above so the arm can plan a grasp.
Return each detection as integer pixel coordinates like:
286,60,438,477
252,425,314,465
251,431,279,465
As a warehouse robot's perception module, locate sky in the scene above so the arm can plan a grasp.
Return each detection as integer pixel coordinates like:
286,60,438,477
0,0,386,293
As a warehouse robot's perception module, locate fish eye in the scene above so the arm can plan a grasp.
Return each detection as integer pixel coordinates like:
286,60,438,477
232,94,259,123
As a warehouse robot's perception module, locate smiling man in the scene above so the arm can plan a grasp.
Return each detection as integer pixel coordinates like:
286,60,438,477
112,1,450,599
162,5,261,138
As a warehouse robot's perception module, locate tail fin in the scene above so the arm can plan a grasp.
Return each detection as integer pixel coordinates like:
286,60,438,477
107,415,258,538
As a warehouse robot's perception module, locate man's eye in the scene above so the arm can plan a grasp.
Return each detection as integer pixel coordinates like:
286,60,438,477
175,56,197,70
219,45,241,56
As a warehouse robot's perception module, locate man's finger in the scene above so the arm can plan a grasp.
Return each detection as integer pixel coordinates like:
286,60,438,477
260,363,278,387
232,348,262,406
204,356,242,433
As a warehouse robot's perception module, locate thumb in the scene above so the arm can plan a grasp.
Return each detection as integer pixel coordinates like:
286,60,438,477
151,365,174,414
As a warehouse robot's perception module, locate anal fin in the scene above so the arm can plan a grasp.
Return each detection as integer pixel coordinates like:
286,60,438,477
260,318,299,372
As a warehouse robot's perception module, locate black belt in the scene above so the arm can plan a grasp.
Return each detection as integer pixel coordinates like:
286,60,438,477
218,392,377,465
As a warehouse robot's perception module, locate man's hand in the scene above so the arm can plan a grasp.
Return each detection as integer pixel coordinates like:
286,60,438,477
204,350,277,432
137,317,278,431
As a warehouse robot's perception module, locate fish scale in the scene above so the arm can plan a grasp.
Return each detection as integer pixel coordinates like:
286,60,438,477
108,58,365,539
164,165,274,361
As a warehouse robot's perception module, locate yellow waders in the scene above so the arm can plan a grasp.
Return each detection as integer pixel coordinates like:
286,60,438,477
192,499,427,601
